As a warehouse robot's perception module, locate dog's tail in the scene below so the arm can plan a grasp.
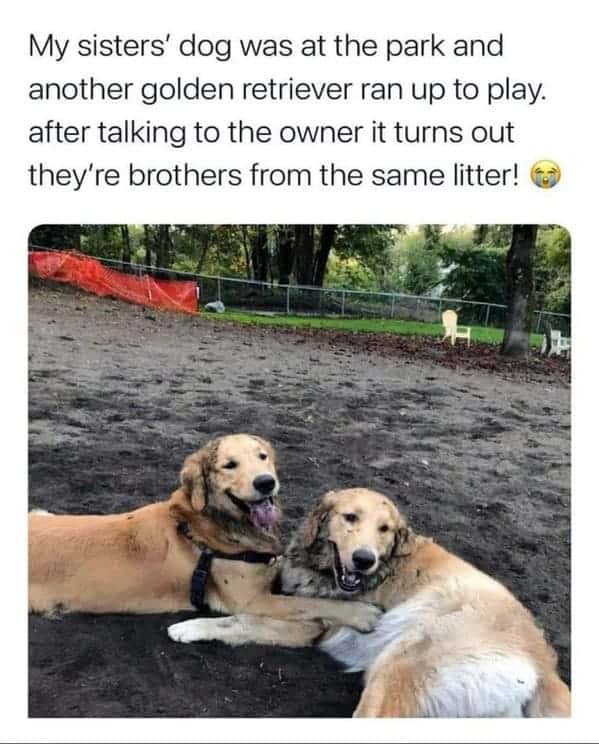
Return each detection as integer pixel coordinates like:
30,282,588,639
525,672,571,717
29,508,53,516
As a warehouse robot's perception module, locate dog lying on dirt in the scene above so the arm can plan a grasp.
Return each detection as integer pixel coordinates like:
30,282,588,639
168,487,570,718
28,435,380,632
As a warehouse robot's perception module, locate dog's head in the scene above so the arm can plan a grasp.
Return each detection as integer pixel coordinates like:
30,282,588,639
302,488,415,594
177,433,281,531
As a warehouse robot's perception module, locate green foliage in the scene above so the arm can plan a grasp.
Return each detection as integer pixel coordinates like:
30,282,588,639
29,225,80,250
324,255,378,290
535,226,571,314
332,225,401,288
28,224,571,318
81,226,125,260
391,230,442,295
440,236,507,304
170,225,247,276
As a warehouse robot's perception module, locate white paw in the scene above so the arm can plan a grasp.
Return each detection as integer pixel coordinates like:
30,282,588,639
349,602,383,633
167,620,203,644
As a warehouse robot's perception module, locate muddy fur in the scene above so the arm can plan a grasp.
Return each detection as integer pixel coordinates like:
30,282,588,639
280,511,402,599
186,502,282,556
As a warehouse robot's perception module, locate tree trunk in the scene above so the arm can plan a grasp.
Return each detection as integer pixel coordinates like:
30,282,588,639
276,225,295,285
294,225,315,286
241,226,252,279
313,224,337,286
155,225,172,269
195,233,212,273
501,225,538,358
120,225,131,271
472,225,489,245
251,225,268,282
143,225,153,267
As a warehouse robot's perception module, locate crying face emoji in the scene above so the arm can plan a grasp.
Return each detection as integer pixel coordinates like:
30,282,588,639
531,160,561,189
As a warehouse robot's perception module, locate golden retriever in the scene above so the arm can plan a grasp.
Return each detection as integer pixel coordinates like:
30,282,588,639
28,437,380,632
169,487,570,717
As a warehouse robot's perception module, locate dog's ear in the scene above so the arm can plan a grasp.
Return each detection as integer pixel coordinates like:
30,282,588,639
179,438,220,512
169,488,194,523
303,490,336,548
393,525,417,557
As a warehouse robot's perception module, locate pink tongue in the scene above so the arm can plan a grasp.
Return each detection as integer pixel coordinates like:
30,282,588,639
250,501,278,529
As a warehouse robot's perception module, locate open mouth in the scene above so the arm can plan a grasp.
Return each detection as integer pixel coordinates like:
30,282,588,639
226,491,278,530
332,543,362,593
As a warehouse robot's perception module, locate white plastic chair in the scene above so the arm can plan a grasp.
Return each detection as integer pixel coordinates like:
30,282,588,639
442,309,471,347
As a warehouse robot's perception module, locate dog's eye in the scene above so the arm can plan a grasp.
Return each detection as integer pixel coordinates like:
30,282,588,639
379,525,390,533
343,513,358,524
223,460,238,470
259,452,268,460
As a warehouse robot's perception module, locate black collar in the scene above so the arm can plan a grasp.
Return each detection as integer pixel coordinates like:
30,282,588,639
178,521,278,609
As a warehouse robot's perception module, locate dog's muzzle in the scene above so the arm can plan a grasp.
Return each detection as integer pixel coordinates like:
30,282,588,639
226,490,279,530
332,543,362,593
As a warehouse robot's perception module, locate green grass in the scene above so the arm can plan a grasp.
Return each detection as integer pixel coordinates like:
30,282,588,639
211,310,543,348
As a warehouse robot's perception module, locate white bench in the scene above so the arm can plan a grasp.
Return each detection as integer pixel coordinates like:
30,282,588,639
541,330,571,357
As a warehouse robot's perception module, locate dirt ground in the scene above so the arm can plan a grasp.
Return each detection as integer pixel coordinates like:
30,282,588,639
28,281,571,717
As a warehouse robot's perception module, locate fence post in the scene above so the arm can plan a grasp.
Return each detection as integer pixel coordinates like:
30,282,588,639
390,295,395,318
217,277,222,302
484,304,491,327
341,290,346,317
416,298,421,320
438,298,442,321
318,288,323,316
286,285,290,315
535,312,542,332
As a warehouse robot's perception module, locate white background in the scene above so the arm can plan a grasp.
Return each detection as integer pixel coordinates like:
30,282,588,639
2,0,596,741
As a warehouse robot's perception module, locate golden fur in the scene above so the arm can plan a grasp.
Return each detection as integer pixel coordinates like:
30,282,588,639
169,487,570,717
29,437,381,632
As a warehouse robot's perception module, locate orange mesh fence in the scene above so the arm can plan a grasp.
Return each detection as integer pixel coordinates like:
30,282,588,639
29,251,198,315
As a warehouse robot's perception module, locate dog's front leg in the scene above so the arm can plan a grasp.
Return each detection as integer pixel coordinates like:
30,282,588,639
242,594,382,632
168,615,321,647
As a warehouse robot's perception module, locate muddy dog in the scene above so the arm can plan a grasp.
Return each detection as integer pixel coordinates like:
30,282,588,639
169,487,570,718
28,437,380,632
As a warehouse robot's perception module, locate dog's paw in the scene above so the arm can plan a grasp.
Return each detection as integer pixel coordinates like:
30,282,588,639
167,620,202,644
347,602,383,632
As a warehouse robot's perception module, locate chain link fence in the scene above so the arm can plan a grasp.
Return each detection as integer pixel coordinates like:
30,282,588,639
196,273,570,335
29,247,571,336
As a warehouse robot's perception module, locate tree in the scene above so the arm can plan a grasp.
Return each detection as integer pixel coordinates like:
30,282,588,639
155,225,172,269
294,225,316,285
501,225,538,358
251,225,269,282
143,225,153,266
421,224,442,250
472,224,489,246
29,225,81,251
440,243,506,304
313,225,337,287
275,225,295,285
333,225,400,289
120,225,131,268
535,226,571,314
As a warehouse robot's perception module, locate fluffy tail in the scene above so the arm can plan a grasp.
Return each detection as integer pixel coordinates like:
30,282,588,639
29,508,53,515
525,673,571,717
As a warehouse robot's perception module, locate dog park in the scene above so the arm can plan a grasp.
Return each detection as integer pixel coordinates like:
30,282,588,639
28,224,570,717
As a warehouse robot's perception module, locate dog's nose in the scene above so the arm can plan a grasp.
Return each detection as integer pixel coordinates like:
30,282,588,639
253,474,276,495
352,548,377,571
